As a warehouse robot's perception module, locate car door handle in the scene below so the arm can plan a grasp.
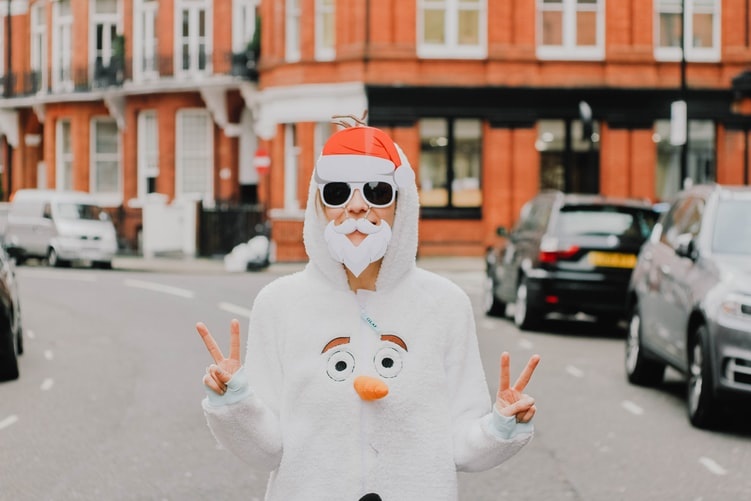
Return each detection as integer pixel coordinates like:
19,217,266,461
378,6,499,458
659,264,671,275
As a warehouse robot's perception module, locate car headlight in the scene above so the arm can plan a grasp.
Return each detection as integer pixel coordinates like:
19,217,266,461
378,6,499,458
720,293,751,318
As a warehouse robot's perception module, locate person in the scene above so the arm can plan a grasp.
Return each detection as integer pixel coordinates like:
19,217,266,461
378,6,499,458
197,118,540,501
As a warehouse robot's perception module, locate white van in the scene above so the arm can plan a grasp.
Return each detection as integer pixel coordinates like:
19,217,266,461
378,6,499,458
4,190,118,268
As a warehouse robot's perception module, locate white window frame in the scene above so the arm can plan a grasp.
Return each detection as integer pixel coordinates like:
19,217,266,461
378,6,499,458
56,119,74,190
175,0,212,77
285,0,301,62
137,110,159,199
175,109,214,205
284,124,299,210
315,0,335,61
90,117,122,203
31,2,47,94
233,0,258,53
654,0,721,62
134,0,159,81
536,0,605,61
417,0,487,59
89,0,122,82
52,0,74,92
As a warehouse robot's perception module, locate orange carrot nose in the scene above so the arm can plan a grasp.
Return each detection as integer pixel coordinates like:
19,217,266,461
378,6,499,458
354,375,389,401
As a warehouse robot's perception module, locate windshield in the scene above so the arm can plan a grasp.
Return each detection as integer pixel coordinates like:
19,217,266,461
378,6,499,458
556,205,658,239
712,199,751,255
56,202,106,221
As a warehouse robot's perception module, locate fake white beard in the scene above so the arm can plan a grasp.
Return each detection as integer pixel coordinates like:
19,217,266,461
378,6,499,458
324,218,393,277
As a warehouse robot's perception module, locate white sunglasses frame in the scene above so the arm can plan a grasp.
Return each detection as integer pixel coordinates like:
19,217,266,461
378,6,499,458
317,181,398,209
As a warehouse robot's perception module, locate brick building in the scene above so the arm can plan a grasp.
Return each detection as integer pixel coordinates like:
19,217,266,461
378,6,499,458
0,0,750,261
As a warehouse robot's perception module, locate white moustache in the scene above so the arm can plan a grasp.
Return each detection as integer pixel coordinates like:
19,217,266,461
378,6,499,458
331,217,383,235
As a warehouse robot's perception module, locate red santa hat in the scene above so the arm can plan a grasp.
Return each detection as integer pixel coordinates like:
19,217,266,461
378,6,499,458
314,126,415,188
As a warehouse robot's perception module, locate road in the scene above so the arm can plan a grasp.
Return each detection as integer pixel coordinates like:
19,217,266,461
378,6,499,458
1,263,750,500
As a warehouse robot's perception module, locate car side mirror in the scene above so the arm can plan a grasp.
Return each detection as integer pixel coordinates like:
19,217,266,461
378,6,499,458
496,226,508,237
675,233,698,260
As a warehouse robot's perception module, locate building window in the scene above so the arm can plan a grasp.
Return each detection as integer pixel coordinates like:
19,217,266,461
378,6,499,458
91,118,121,196
176,0,211,75
134,0,159,81
536,119,600,193
91,0,122,86
654,119,716,201
286,0,301,62
537,0,605,60
137,111,159,199
176,109,213,204
56,119,73,190
655,0,720,62
233,0,258,53
31,3,47,94
418,0,486,59
284,124,300,210
315,0,335,61
53,0,74,91
419,118,482,216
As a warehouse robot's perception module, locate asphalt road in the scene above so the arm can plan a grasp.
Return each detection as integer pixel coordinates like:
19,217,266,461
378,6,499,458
1,263,750,500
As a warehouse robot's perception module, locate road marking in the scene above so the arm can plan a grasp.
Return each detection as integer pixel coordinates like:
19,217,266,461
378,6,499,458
699,457,727,476
40,378,54,391
566,365,584,378
44,349,54,360
218,302,253,318
518,338,534,350
124,279,194,298
0,415,18,430
26,329,35,339
621,400,644,416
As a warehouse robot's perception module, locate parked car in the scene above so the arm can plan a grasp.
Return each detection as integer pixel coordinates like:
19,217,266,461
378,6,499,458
0,244,23,381
4,189,117,269
625,183,751,428
484,191,659,330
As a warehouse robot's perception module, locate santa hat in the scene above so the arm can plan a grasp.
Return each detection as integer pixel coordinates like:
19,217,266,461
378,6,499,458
314,126,415,188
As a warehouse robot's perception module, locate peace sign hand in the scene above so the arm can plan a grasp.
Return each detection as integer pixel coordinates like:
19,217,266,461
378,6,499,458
197,319,243,396
495,352,541,423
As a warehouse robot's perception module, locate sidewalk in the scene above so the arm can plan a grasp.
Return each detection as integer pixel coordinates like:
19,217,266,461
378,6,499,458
111,253,484,275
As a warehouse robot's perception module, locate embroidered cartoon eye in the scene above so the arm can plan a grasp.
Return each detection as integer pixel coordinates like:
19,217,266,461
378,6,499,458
374,347,403,378
326,350,356,382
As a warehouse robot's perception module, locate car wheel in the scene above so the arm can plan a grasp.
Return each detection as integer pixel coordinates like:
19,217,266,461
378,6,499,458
47,248,70,268
483,275,506,317
513,277,542,331
625,305,664,386
687,324,720,429
0,314,19,381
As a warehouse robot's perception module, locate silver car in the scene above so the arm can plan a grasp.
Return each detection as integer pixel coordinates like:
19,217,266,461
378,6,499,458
625,184,751,429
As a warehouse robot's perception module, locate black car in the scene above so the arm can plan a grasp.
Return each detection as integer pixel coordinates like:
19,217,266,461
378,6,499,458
0,244,23,381
484,191,659,330
625,183,751,429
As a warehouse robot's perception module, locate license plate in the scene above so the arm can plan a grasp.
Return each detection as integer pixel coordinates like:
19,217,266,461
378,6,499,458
588,251,637,269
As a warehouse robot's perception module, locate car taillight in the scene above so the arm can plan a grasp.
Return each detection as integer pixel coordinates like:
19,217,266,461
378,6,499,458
539,246,580,264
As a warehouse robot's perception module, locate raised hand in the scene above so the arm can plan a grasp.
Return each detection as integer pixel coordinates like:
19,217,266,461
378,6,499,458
197,319,243,396
496,352,540,423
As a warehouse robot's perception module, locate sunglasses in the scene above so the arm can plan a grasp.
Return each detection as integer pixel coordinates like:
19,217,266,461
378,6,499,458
318,181,397,208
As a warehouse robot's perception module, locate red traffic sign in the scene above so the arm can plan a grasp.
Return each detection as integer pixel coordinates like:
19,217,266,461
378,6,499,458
253,148,271,174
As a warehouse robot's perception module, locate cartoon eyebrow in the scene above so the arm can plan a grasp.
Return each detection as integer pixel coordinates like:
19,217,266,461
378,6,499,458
321,337,351,354
380,334,408,352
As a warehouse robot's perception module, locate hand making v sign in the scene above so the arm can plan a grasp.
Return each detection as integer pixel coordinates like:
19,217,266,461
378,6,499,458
197,319,243,396
495,352,541,423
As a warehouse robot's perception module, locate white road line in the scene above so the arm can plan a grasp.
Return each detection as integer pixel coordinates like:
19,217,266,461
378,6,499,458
218,302,253,318
699,456,728,476
26,329,35,339
566,365,584,378
621,400,644,416
40,378,54,391
518,338,535,350
0,414,19,430
124,279,194,298
44,350,54,360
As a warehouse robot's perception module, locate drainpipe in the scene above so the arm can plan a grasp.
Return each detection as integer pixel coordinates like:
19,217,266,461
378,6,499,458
5,0,11,199
679,0,689,190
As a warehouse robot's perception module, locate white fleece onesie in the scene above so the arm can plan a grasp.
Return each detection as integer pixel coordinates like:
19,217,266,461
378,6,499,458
202,157,533,501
